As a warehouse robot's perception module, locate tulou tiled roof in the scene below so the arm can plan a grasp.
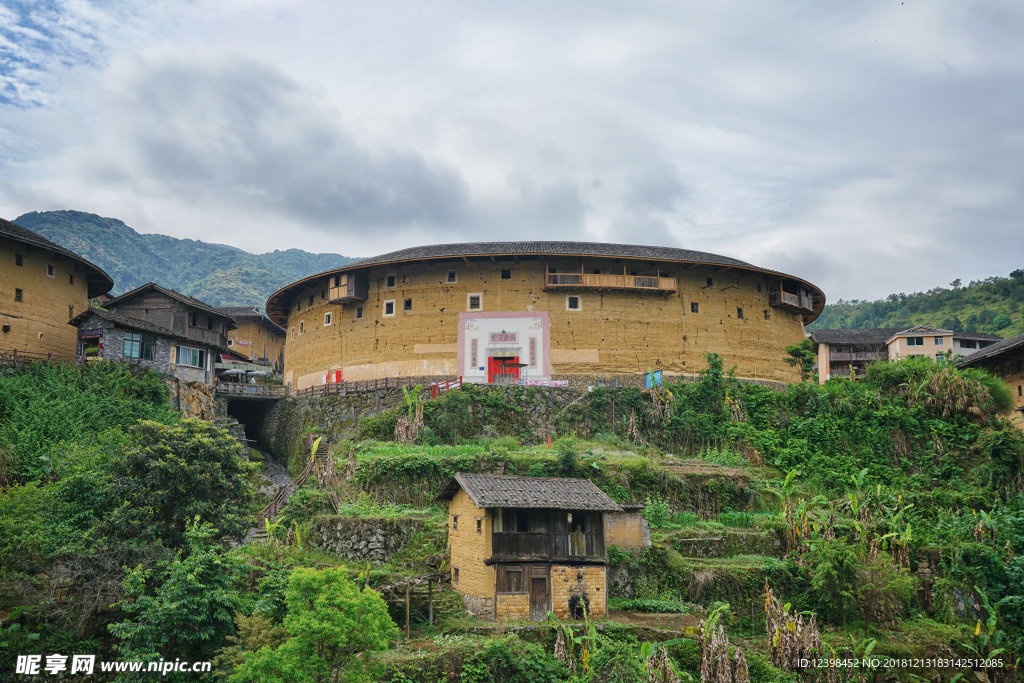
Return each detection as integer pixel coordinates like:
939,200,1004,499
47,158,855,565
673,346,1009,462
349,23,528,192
2,217,114,297
266,240,826,326
438,473,623,512
216,305,286,335
345,241,759,271
958,331,1024,367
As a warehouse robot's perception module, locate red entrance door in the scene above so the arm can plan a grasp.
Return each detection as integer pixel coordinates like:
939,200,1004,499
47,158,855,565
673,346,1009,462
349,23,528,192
487,357,520,383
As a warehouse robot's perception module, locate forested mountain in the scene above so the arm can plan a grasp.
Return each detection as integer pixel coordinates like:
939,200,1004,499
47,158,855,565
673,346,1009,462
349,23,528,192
14,210,358,308
809,268,1024,337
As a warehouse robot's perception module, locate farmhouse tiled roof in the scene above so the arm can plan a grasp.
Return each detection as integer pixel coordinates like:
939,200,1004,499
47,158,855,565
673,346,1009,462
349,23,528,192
69,308,233,353
438,473,623,512
958,331,1024,367
2,216,114,297
809,328,900,344
952,331,1004,342
104,283,237,329
811,327,1003,345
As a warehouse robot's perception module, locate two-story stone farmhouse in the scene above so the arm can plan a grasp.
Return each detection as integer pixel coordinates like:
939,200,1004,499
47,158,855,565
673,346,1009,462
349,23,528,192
69,282,236,383
958,332,1024,429
810,325,1002,383
1,217,113,357
440,473,647,622
216,305,286,373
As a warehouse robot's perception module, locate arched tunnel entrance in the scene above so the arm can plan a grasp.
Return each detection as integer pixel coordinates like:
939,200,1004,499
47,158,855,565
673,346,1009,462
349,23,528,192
224,397,278,448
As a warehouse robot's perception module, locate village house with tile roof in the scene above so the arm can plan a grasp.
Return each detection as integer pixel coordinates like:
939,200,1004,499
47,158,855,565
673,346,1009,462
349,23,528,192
69,282,236,384
809,326,1002,383
438,473,648,622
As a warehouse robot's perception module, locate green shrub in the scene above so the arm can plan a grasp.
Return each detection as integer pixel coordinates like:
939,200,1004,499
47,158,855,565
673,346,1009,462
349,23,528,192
608,598,689,613
358,409,400,441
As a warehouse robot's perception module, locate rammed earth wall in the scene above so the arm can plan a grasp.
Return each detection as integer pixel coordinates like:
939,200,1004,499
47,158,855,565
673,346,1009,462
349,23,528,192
278,259,810,390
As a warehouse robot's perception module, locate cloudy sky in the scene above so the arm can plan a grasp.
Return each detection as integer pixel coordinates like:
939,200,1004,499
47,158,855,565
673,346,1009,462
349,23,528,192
1,0,1022,301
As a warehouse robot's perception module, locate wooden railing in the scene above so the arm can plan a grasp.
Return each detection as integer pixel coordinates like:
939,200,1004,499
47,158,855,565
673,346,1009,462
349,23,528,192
829,351,886,362
294,376,440,399
0,348,82,369
431,376,462,399
545,273,677,292
768,291,814,312
492,531,605,560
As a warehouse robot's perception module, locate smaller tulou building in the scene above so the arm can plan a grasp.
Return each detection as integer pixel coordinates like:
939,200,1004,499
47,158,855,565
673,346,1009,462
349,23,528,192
439,473,648,622
217,305,286,373
1,217,113,357
70,282,236,384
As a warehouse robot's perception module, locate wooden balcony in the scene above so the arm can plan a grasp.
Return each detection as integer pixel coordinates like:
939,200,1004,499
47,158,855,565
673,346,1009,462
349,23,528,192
327,272,368,304
829,351,887,362
544,273,677,293
491,531,605,562
768,290,814,314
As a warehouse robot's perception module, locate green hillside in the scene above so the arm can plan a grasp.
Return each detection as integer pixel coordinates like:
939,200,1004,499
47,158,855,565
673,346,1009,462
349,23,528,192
809,268,1024,337
13,210,359,308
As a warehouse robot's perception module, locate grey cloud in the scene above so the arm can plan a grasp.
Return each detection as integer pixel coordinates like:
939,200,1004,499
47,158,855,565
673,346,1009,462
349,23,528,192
94,58,471,229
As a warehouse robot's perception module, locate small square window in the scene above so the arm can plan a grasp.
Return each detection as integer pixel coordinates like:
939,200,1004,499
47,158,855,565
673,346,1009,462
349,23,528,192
69,274,74,285
501,269,511,279
403,298,412,311
476,518,482,533
453,568,460,584
446,271,457,283
68,306,74,319
14,254,23,266
706,277,713,287
355,307,363,319
567,295,580,310
46,263,55,278
384,300,395,316
299,321,305,334
691,302,699,313
934,337,943,345
737,307,744,319
14,288,22,302
452,515,459,530
468,294,482,311
386,275,396,288
290,327,295,340
763,310,770,320
1018,386,1022,397
324,312,333,326
227,339,234,346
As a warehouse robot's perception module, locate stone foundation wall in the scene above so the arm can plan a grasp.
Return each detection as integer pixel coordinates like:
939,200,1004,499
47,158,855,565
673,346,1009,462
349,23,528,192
551,565,606,619
459,593,495,619
307,516,424,564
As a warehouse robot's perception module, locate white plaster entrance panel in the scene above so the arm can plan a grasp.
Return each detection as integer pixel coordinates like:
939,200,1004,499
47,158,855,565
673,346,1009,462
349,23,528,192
458,312,550,383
